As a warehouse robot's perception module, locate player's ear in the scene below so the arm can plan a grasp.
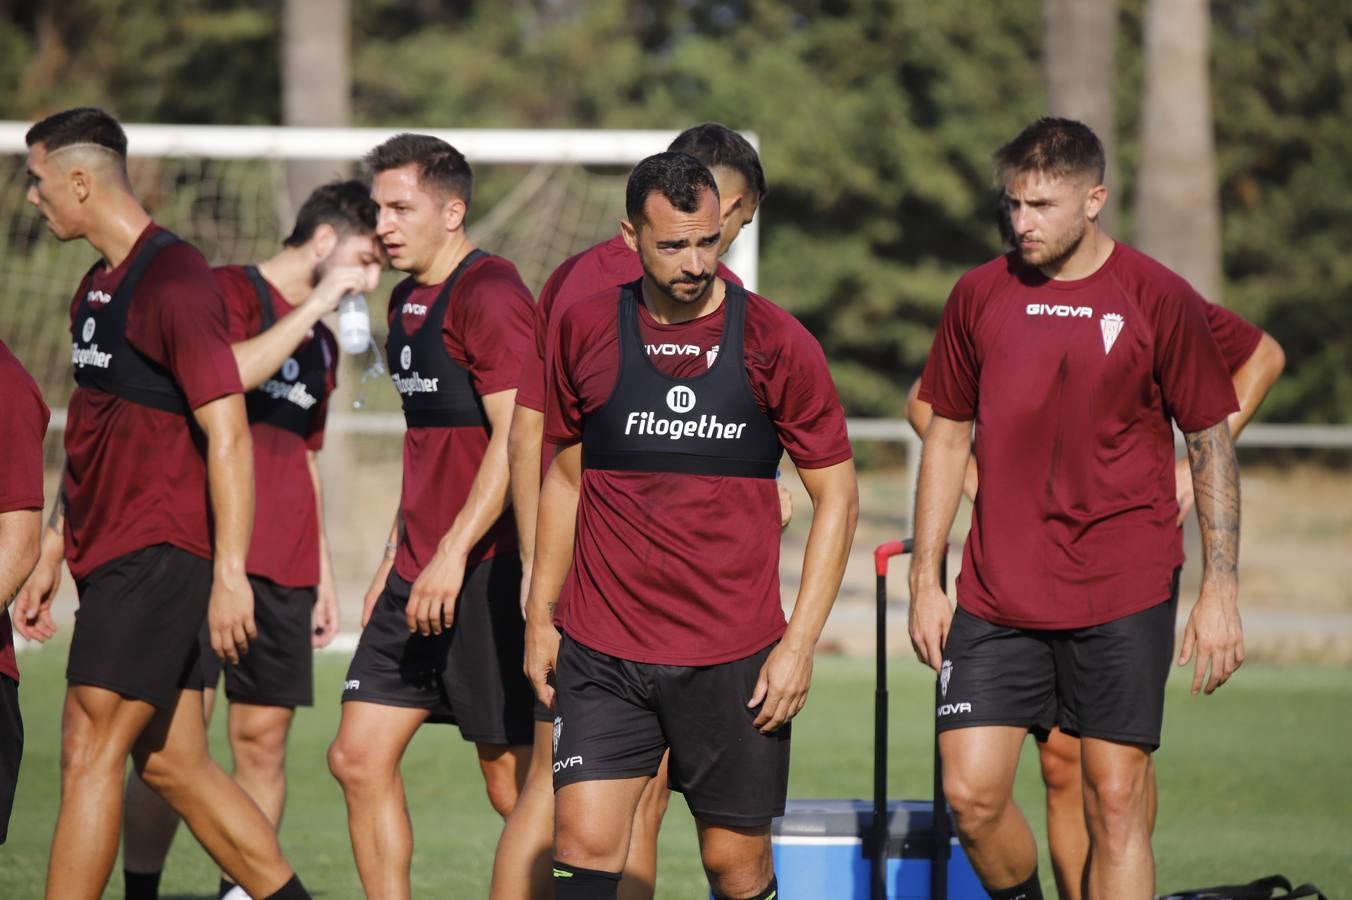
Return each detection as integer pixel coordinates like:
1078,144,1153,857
312,223,338,259
442,195,467,233
69,166,93,203
1085,182,1109,223
620,218,639,252
719,191,743,227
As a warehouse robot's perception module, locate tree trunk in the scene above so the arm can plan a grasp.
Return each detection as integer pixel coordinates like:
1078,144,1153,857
1043,0,1120,235
1134,0,1222,301
282,0,352,215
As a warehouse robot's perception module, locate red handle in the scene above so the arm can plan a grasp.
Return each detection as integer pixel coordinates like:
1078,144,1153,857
873,539,914,577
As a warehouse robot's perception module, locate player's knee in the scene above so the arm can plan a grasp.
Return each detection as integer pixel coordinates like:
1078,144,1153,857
943,767,1006,834
702,844,772,899
326,736,373,792
483,768,520,819
1082,768,1148,837
1039,742,1080,794
231,717,288,777
134,747,197,797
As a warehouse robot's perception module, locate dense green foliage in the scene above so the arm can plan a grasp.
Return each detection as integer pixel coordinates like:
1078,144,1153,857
1,0,1347,421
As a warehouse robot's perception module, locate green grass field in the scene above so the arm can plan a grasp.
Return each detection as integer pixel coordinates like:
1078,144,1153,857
2,645,1349,898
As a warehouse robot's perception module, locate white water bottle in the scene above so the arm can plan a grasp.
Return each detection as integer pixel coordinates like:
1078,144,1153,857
337,293,371,354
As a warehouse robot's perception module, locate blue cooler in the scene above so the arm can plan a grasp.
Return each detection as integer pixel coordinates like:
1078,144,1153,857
771,798,984,899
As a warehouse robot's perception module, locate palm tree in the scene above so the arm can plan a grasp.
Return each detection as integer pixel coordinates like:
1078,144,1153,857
283,0,352,215
1134,0,1222,301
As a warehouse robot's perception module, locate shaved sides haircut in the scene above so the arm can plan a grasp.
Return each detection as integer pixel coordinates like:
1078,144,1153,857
668,123,768,200
26,107,128,159
995,117,1105,185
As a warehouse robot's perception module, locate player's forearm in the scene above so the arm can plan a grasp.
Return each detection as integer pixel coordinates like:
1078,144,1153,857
783,461,859,651
0,509,42,611
507,405,545,566
909,384,979,500
231,302,326,391
307,450,336,584
199,396,255,575
909,416,971,591
1185,419,1240,596
525,448,580,628
45,486,65,538
1228,333,1285,440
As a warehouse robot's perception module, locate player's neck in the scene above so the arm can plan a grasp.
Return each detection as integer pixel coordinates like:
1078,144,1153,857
415,231,475,286
1039,224,1115,282
640,275,725,325
255,249,313,308
86,193,153,271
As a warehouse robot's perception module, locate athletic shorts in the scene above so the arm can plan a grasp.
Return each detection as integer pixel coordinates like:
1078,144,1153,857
0,675,20,844
67,543,212,710
937,569,1180,750
552,633,791,828
342,554,534,746
194,577,315,707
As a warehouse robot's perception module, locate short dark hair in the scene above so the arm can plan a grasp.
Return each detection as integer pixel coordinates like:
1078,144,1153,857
625,152,720,226
364,133,473,205
26,107,128,158
995,117,1105,185
667,123,767,200
283,180,378,248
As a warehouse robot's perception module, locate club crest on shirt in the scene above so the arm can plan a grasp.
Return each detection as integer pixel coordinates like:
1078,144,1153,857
705,345,720,369
1100,313,1124,355
940,660,952,699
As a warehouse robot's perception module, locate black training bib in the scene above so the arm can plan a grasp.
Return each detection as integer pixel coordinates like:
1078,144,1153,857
385,250,490,429
242,266,330,439
71,230,189,415
582,281,782,478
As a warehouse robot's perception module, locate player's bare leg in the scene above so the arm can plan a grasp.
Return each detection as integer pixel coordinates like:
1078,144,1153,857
1039,727,1088,900
695,820,774,899
229,702,296,826
46,685,159,899
554,776,649,874
327,700,428,899
621,752,672,900
489,721,555,898
477,741,531,819
122,687,216,887
1080,737,1153,899
130,688,297,898
940,725,1038,891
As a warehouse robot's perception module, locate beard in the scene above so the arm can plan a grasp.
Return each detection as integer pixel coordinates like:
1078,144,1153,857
1019,217,1086,270
654,270,714,306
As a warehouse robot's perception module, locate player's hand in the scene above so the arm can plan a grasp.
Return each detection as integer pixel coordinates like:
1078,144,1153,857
1174,457,1195,525
209,567,257,664
1178,583,1244,695
362,553,394,628
305,265,376,317
907,581,953,672
777,482,793,530
748,640,814,733
11,528,64,643
407,546,466,636
312,578,340,648
524,619,561,710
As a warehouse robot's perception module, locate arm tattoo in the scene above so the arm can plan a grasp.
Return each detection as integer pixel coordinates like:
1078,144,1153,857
1184,420,1240,579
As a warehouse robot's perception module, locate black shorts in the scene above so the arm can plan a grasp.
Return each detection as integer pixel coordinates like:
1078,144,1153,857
68,544,212,710
552,634,791,829
342,555,534,746
937,570,1180,750
194,577,315,707
0,675,20,844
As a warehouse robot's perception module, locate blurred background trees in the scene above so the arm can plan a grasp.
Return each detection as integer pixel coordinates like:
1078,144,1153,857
0,0,1346,423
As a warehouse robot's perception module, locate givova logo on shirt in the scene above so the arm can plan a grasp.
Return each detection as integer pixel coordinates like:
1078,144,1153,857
1026,303,1092,318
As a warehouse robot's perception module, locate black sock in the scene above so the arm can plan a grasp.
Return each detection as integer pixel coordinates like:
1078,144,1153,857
124,870,162,900
218,876,237,898
262,874,310,900
552,861,621,900
717,875,779,900
987,868,1044,900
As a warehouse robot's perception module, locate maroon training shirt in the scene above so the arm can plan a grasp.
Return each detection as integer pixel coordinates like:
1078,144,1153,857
516,234,740,413
920,243,1240,629
63,223,244,580
388,255,534,581
0,340,49,682
545,283,852,665
217,265,336,588
1204,301,1263,374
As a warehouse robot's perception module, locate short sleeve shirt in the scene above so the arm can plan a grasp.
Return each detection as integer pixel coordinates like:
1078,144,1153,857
544,283,851,665
920,243,1239,629
216,265,338,587
388,255,534,581
62,224,243,580
0,340,50,682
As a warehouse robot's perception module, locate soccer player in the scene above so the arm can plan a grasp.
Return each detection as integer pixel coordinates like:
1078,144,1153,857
524,152,858,900
0,338,48,846
326,134,536,897
11,107,310,899
492,122,777,900
119,180,383,900
908,118,1244,900
905,306,1282,899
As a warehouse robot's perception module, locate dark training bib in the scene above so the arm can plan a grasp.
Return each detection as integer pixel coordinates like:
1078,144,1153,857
242,266,330,439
